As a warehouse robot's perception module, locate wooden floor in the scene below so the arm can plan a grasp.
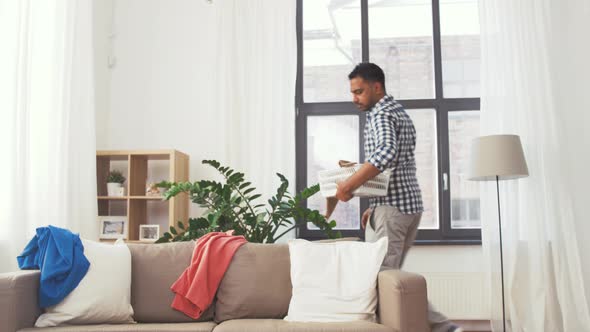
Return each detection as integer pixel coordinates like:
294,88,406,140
453,320,491,332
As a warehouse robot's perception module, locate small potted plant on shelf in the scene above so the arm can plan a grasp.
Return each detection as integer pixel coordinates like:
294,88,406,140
106,170,126,196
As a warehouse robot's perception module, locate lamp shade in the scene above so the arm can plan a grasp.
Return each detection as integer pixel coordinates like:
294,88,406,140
468,134,529,181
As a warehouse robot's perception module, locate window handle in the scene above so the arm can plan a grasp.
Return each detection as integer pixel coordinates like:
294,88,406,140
443,173,449,191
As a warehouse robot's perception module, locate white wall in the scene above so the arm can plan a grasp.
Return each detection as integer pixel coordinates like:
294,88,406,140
92,0,112,148
93,0,488,319
94,0,225,219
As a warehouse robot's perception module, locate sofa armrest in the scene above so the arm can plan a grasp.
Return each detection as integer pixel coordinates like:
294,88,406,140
0,271,42,332
377,270,430,332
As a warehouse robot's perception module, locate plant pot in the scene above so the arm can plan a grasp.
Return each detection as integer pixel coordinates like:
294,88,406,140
107,182,123,196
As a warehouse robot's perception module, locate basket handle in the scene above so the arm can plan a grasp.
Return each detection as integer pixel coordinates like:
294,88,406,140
325,196,338,219
338,160,357,168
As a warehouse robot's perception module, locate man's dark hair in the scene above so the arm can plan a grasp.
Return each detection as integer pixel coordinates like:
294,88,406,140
348,62,386,91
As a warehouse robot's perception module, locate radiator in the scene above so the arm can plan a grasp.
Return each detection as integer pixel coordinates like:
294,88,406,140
421,272,490,320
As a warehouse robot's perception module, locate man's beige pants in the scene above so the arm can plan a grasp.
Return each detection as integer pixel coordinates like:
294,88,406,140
365,205,450,329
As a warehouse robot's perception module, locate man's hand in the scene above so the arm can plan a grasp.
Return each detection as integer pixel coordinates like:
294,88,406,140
334,162,381,203
335,182,353,202
333,162,381,203
361,208,372,230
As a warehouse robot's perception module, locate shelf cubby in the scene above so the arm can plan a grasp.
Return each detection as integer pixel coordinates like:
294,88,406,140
96,150,189,241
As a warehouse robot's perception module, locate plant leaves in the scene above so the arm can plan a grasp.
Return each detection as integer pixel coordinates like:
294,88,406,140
153,160,338,245
243,188,256,195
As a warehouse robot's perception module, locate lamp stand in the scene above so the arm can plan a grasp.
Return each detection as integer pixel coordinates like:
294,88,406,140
496,175,506,332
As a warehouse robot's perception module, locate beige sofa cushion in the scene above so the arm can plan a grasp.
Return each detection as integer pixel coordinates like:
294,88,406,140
127,242,214,323
18,322,217,332
213,319,393,332
214,243,292,322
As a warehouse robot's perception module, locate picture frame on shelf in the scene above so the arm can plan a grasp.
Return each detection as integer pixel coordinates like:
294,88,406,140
139,224,160,242
98,216,129,240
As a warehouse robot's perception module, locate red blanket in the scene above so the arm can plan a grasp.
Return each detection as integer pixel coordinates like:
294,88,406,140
170,232,247,319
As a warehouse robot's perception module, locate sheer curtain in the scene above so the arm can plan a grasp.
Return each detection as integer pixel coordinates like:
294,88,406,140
0,0,98,273
479,0,590,330
214,0,297,239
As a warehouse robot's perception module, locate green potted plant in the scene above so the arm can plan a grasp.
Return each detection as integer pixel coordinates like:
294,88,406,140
156,160,340,243
106,170,126,196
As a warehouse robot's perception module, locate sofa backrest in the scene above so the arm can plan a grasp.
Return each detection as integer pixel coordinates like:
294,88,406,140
127,241,214,323
214,242,292,322
128,238,359,324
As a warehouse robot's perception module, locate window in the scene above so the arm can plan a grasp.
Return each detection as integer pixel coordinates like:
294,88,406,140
448,111,480,229
303,0,361,102
296,0,481,243
369,0,435,99
440,0,480,97
306,115,360,230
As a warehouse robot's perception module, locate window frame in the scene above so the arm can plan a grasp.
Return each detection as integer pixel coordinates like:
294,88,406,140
295,0,481,244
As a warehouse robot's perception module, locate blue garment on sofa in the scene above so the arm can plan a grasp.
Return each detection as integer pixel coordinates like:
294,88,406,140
17,225,90,308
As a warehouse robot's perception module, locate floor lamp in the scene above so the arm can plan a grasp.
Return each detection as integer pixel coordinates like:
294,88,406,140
467,135,529,332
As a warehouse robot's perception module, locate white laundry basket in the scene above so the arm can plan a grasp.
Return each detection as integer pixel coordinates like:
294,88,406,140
318,165,391,198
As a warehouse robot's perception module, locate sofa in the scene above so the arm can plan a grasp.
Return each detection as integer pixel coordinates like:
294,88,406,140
0,241,430,332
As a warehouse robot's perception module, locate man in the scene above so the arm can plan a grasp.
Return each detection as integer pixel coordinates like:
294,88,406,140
335,63,463,332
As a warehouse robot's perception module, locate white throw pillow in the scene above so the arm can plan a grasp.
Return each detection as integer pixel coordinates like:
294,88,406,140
35,239,135,327
284,237,388,323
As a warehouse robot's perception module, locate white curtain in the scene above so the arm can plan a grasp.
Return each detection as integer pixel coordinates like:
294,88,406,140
0,0,98,273
479,0,590,331
214,0,297,240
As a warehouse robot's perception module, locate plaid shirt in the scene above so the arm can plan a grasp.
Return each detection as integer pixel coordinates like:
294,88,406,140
364,95,424,214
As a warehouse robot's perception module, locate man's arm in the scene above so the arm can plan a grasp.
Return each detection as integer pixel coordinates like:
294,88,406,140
336,111,397,202
366,110,397,172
